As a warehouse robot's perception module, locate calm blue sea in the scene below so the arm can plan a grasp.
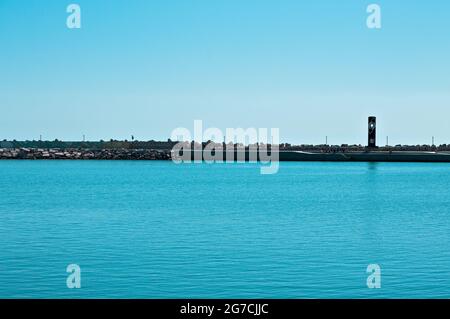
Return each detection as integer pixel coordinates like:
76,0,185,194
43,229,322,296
1,160,450,298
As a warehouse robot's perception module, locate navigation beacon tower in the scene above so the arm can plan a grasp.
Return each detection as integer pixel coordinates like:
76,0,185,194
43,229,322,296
368,116,376,148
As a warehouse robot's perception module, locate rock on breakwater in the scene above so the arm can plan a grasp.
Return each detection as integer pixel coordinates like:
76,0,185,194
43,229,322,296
0,148,172,160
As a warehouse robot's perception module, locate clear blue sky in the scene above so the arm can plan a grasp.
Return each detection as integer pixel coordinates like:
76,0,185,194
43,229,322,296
1,0,449,145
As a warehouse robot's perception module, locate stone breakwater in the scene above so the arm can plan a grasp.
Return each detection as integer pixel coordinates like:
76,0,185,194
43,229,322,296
0,148,171,160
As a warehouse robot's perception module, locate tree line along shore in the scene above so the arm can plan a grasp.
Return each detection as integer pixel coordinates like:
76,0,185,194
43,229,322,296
1,139,450,152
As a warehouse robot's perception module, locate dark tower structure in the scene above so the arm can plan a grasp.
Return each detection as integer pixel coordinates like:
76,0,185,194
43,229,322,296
368,116,376,148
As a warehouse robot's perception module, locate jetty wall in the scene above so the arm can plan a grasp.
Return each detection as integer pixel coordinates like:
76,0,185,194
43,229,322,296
2,148,450,162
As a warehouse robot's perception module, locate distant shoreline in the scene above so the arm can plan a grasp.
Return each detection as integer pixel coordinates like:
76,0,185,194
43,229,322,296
1,140,450,152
